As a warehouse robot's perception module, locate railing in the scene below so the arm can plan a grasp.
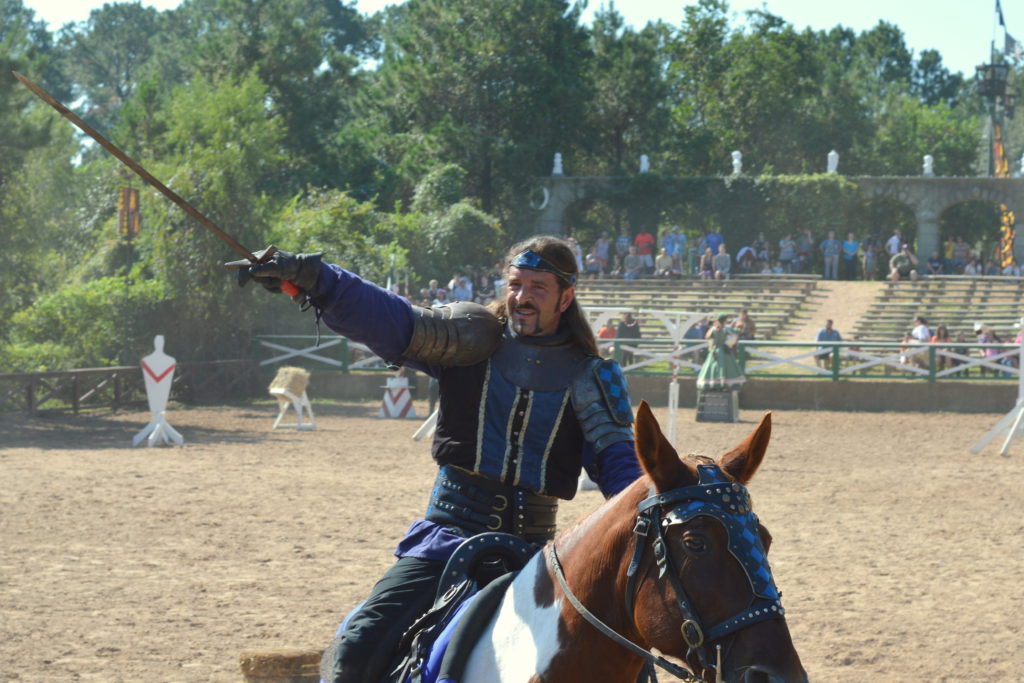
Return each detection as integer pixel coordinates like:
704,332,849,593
254,335,392,371
0,360,258,414
606,339,1022,381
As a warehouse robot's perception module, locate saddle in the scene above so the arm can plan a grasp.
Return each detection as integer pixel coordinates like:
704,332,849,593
390,532,538,683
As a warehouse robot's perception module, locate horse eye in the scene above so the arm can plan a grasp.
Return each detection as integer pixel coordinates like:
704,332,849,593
682,536,707,552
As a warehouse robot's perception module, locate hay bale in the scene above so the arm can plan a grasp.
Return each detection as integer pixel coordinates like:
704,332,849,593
239,649,322,682
269,367,310,396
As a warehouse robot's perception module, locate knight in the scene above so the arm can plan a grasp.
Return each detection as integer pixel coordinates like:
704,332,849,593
236,235,641,683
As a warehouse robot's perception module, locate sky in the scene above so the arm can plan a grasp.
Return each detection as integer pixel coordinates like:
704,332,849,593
21,0,1016,78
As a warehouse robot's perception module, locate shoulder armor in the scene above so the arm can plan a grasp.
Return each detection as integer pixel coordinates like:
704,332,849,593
403,302,503,367
571,358,635,453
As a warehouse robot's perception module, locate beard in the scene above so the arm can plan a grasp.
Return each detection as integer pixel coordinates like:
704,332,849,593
510,304,544,336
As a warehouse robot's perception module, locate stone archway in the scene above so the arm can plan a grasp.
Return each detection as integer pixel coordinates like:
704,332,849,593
536,174,1024,261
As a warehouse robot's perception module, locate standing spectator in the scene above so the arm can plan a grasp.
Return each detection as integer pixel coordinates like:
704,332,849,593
926,251,944,275
795,228,815,273
698,247,715,279
671,227,688,273
585,245,604,279
594,233,611,270
713,243,732,280
885,229,903,259
861,232,880,281
952,235,971,272
889,244,919,282
660,229,676,261
634,228,655,273
819,230,841,280
567,236,584,273
616,311,642,367
815,319,842,368
841,232,859,280
622,245,642,280
778,234,796,273
654,247,676,278
615,226,632,260
448,272,473,301
703,226,724,256
696,315,746,391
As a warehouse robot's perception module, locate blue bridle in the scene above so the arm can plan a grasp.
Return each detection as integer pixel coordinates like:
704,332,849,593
624,461,786,678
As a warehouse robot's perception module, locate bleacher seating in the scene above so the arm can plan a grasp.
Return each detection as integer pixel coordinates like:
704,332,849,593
575,273,821,341
851,275,1024,341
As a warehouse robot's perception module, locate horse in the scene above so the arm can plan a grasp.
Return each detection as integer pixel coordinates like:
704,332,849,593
458,401,807,682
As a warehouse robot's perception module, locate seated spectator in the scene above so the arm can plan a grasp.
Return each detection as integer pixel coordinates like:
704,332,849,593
622,245,642,280
713,243,732,280
778,233,796,273
594,233,611,270
889,244,919,282
984,259,1001,276
930,324,952,370
596,318,617,357
751,232,770,264
699,247,714,279
1002,258,1021,277
926,251,944,275
735,309,756,340
432,288,450,307
607,254,624,278
654,247,677,278
951,236,970,272
963,256,980,275
735,246,755,274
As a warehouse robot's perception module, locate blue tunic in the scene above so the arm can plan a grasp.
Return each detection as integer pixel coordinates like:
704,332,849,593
310,263,641,560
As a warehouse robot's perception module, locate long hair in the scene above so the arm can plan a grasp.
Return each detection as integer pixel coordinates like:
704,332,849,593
492,235,599,356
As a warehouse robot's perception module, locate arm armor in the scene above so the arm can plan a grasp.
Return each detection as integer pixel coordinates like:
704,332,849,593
571,357,635,454
402,302,503,367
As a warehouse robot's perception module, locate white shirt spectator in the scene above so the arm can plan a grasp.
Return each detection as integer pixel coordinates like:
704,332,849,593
885,234,902,256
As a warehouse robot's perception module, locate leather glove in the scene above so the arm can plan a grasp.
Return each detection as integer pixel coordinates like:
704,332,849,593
236,248,323,300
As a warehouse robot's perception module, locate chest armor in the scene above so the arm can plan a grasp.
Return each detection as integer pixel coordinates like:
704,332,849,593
431,329,588,500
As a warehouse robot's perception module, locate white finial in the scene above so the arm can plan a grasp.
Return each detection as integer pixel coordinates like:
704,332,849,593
827,150,839,174
639,154,650,173
552,153,564,176
923,154,934,177
731,150,743,175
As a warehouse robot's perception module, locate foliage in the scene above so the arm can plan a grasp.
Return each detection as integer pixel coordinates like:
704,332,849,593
3,274,167,371
0,0,1013,371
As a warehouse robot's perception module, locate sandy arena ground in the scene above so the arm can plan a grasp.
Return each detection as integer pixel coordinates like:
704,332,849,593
1,400,1022,682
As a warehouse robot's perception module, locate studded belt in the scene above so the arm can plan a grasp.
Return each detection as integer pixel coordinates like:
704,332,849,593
425,465,558,543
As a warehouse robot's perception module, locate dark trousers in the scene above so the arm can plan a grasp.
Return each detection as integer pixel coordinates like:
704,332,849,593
321,556,445,683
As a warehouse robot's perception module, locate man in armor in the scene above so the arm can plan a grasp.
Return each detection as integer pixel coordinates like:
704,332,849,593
238,235,641,683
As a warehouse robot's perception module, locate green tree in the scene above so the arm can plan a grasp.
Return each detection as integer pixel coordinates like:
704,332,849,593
367,0,591,225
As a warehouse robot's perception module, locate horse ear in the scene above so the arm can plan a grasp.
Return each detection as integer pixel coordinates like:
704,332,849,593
634,400,685,491
718,412,772,485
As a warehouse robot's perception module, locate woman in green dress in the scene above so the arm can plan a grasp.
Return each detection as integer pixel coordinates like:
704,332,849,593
696,314,747,390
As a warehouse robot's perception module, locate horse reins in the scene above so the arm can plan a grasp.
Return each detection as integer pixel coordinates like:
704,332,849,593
549,462,786,682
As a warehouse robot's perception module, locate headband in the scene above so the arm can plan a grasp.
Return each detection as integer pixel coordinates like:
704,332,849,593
510,249,577,285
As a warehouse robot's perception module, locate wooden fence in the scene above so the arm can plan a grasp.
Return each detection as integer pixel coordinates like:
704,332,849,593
0,360,259,415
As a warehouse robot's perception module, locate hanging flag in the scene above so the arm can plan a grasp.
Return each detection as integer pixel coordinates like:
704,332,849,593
997,0,1006,27
1007,32,1024,61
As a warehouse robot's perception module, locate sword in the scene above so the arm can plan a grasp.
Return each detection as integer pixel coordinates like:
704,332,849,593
11,70,300,297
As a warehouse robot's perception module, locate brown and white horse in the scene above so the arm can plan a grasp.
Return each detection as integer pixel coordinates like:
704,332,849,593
461,401,807,682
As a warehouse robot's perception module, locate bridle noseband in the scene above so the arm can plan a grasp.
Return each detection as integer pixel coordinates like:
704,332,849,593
550,462,786,682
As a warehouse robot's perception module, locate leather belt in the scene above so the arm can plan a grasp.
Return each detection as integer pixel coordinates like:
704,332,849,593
426,465,558,543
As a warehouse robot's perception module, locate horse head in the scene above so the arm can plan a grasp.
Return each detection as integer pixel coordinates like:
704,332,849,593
630,400,807,682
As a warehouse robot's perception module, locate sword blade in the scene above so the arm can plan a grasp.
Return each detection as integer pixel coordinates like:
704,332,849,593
12,70,256,262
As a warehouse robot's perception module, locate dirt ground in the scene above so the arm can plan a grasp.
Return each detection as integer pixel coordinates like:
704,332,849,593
2,400,1022,682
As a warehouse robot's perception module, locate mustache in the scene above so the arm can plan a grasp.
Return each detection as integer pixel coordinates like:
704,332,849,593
514,304,538,313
